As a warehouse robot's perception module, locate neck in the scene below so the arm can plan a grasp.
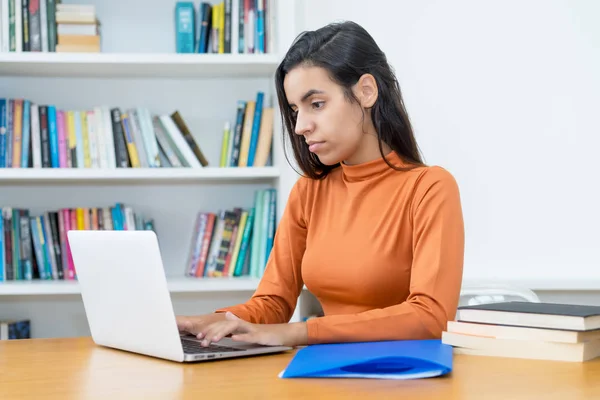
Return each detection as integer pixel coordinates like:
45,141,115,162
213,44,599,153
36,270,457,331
343,132,392,166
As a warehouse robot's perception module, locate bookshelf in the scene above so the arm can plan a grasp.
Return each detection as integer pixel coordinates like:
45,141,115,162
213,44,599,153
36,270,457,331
0,0,305,338
0,276,264,295
0,53,282,78
0,167,280,183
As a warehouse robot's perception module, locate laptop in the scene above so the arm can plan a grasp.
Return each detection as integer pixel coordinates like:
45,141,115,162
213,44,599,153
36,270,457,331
66,229,293,362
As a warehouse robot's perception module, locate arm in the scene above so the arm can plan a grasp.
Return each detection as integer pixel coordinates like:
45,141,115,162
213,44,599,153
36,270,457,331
305,167,465,344
215,179,308,324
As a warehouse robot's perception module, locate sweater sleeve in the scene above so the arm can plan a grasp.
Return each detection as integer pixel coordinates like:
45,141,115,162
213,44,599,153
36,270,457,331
305,167,465,344
215,178,308,324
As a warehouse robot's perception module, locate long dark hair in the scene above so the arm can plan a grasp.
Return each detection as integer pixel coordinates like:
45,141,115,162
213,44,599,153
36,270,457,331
275,21,425,179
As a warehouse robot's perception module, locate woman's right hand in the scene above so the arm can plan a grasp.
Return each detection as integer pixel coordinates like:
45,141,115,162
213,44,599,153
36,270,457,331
176,313,228,338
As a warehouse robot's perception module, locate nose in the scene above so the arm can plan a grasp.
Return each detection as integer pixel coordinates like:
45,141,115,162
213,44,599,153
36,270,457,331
294,111,314,136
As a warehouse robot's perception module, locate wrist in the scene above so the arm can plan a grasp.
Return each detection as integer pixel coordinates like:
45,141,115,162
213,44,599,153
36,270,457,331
286,322,308,347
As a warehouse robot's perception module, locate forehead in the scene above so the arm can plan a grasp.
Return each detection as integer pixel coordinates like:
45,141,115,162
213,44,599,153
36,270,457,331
283,66,335,101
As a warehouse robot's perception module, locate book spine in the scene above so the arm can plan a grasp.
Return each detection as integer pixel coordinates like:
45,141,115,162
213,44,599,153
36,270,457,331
49,212,63,279
195,212,216,277
11,99,22,168
46,0,56,51
66,110,77,167
1,0,9,52
247,91,264,166
175,2,195,53
3,208,13,280
29,103,41,168
224,0,231,53
28,0,41,51
47,105,59,168
20,100,30,168
186,212,206,277
21,0,29,51
233,207,254,277
56,110,67,167
120,113,140,168
110,108,130,168
80,111,90,168
14,0,22,53
39,0,47,51
0,98,7,168
170,111,208,167
39,105,50,167
6,100,13,168
18,209,31,280
29,216,46,279
229,101,245,167
11,208,21,280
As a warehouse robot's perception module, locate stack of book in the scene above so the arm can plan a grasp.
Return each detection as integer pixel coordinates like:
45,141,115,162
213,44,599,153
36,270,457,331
55,3,100,53
185,187,275,279
442,301,600,362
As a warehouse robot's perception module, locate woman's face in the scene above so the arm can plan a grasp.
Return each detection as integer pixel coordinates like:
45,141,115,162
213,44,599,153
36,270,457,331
283,65,373,166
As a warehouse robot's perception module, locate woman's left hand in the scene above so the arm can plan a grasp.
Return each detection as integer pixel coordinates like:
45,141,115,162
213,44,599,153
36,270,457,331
196,312,308,348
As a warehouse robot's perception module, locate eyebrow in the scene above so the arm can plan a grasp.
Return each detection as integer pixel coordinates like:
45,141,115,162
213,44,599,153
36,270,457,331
289,89,325,107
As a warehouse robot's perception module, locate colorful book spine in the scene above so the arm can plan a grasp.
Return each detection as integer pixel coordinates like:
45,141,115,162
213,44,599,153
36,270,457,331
0,99,7,168
20,100,30,168
175,2,195,53
47,105,59,168
246,91,263,166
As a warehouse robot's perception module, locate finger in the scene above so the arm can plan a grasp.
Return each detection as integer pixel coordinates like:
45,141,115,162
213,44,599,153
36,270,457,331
200,322,236,346
212,320,249,343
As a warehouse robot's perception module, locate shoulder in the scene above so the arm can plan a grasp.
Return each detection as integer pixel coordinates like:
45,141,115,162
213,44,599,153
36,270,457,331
414,165,460,189
410,165,462,211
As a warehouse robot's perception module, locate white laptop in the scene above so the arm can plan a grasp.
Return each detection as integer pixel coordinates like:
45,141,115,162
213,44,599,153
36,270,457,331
67,229,292,362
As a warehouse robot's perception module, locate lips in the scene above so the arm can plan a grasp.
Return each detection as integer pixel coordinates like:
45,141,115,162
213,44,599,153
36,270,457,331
307,141,325,153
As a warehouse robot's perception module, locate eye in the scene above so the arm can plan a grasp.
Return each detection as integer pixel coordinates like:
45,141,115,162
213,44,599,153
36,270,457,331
312,101,325,110
290,107,298,117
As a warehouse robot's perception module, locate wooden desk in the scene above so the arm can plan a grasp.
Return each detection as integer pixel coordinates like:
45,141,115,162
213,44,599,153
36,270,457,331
0,337,599,399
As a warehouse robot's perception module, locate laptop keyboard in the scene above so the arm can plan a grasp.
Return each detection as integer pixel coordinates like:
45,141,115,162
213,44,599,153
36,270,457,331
181,338,242,354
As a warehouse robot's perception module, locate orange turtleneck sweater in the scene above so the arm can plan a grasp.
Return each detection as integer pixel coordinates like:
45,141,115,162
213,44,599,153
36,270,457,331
217,151,465,344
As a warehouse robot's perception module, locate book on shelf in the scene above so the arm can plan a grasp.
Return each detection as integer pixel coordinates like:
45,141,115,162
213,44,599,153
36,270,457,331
0,95,273,169
186,187,275,279
176,0,276,54
0,203,154,282
220,91,274,167
442,301,600,362
0,1,101,53
0,98,246,169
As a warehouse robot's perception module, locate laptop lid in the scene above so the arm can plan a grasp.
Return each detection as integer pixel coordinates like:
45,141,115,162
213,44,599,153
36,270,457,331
67,230,186,362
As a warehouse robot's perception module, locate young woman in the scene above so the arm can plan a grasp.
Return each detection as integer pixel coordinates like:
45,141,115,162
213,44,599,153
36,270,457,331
177,21,465,348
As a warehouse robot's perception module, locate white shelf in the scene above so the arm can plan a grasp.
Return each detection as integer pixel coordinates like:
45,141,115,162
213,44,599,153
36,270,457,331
462,278,600,291
0,276,262,295
0,167,280,183
0,52,281,78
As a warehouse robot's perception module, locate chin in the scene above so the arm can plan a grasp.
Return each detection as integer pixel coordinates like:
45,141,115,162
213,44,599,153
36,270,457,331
315,152,344,166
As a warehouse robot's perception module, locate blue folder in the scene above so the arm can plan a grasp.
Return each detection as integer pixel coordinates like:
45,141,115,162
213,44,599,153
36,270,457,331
279,339,452,379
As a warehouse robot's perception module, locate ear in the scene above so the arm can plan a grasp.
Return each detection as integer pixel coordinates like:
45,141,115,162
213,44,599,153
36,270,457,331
354,73,378,108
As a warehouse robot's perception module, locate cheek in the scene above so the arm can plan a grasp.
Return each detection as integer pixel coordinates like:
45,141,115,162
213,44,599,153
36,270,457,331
317,117,363,165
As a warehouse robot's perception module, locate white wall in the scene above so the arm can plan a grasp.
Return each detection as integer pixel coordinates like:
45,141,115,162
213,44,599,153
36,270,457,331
294,1,600,301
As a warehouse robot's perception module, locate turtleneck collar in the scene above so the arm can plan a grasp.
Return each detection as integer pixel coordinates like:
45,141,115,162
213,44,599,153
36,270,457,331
340,151,410,182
